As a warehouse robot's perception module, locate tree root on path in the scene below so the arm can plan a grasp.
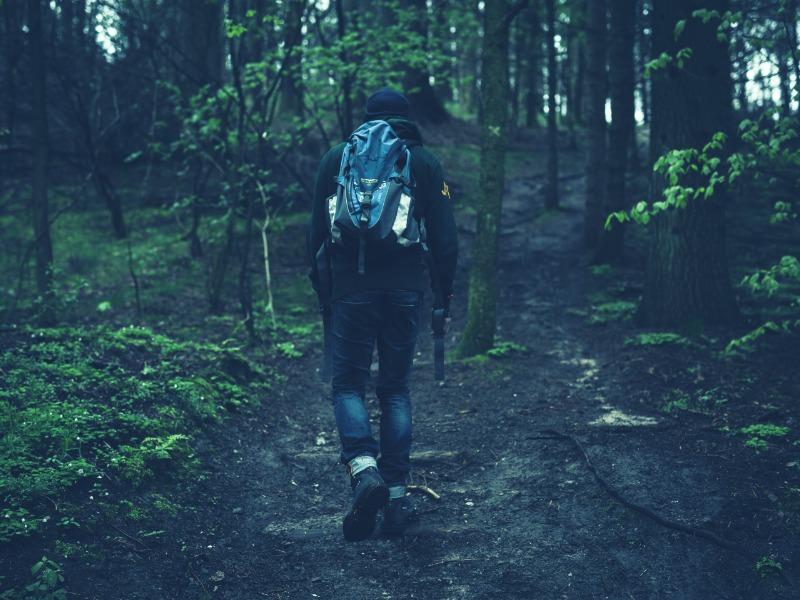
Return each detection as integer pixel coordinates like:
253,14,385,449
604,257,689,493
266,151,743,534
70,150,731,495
407,484,442,501
540,429,754,559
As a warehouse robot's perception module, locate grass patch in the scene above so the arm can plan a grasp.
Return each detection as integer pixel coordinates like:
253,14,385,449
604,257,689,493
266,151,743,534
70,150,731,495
625,332,697,348
589,301,637,325
589,264,613,277
755,556,783,577
740,423,790,451
0,324,272,593
661,388,727,415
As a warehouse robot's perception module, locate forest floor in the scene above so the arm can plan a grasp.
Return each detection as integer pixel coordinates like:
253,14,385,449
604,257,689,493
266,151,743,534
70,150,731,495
4,124,800,599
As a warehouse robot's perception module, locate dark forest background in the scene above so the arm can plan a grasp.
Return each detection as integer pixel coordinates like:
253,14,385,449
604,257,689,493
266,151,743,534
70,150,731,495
1,1,799,598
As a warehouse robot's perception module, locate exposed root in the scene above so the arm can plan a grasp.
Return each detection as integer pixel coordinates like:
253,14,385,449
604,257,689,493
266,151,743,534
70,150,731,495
407,484,442,501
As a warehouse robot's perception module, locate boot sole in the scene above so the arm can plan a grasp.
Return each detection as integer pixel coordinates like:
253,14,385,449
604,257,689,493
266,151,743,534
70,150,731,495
342,482,389,542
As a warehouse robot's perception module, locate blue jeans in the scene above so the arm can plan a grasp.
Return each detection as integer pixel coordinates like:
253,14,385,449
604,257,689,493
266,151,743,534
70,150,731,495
331,289,421,486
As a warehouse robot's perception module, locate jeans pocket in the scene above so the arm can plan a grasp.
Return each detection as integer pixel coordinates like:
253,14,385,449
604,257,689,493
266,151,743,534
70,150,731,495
339,291,376,305
390,290,422,308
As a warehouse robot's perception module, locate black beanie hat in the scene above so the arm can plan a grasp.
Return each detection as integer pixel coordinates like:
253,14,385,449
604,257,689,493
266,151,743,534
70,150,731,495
364,87,410,119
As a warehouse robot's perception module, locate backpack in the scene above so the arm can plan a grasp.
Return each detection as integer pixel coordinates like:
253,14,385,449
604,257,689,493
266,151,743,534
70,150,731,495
326,120,422,274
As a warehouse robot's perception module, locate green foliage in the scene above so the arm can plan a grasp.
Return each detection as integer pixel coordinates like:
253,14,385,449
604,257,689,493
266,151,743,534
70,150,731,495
605,132,728,228
661,388,727,415
589,301,637,325
725,319,800,356
625,332,696,348
740,423,790,438
755,556,783,577
740,423,790,451
0,325,271,551
606,111,800,353
276,341,303,359
661,390,690,413
457,339,526,364
0,557,66,600
486,340,527,358
589,264,613,277
644,48,693,77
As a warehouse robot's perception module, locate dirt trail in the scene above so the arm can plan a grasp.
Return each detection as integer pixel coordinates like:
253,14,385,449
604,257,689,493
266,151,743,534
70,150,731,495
75,138,794,600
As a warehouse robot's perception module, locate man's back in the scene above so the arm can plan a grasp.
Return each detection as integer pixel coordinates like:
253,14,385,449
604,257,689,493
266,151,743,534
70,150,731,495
308,117,457,303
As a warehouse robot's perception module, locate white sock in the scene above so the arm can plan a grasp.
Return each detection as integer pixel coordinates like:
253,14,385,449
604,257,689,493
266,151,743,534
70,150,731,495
348,455,378,477
389,485,407,500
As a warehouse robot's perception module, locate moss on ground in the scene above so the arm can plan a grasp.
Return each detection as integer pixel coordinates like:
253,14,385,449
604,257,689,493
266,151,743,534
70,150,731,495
0,324,273,592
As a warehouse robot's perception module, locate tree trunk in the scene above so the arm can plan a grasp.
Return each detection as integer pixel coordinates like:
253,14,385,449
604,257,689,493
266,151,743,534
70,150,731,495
574,33,586,125
640,0,738,326
544,0,559,209
431,0,455,103
525,4,543,127
184,0,223,87
459,0,519,357
636,0,650,126
28,0,55,323
583,0,606,247
779,1,798,115
595,0,635,263
335,0,354,138
279,0,305,117
733,24,748,116
563,23,577,148
403,0,449,124
4,0,20,141
208,210,236,314
510,18,526,128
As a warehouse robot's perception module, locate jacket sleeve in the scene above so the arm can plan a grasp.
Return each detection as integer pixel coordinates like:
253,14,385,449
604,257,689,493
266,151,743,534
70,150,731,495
422,155,458,306
307,147,339,292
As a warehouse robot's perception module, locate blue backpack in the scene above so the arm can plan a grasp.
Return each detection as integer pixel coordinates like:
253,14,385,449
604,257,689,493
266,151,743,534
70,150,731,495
326,120,422,274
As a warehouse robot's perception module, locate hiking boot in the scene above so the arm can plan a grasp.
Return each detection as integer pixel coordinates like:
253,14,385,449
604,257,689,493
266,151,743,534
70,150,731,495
342,467,389,541
382,494,415,537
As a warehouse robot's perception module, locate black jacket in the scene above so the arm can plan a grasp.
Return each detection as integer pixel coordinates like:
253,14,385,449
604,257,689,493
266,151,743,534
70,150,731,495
307,118,458,305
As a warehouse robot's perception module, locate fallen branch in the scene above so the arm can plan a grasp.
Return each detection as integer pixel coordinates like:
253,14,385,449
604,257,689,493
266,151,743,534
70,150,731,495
541,429,752,559
407,484,441,501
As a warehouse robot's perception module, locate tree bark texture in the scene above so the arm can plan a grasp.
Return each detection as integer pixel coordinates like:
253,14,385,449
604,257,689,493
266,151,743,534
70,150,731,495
28,0,55,321
280,0,305,117
459,0,516,357
641,0,738,326
525,4,543,127
583,0,606,247
544,0,559,209
596,0,635,263
403,0,449,124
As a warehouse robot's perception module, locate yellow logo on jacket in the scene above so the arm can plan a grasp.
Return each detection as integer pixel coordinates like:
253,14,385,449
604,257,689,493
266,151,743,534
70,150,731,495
441,181,451,200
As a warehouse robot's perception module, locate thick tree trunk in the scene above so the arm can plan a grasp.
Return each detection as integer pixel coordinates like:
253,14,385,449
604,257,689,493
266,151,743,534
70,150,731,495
596,0,635,263
459,0,519,357
28,0,54,323
525,4,543,127
584,0,606,247
640,0,738,326
544,0,559,210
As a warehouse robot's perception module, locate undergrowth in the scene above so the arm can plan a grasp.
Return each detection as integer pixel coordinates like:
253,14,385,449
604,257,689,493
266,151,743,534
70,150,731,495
0,325,273,595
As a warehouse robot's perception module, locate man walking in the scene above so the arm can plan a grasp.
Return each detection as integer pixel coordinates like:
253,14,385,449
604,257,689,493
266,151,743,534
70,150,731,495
308,88,457,541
